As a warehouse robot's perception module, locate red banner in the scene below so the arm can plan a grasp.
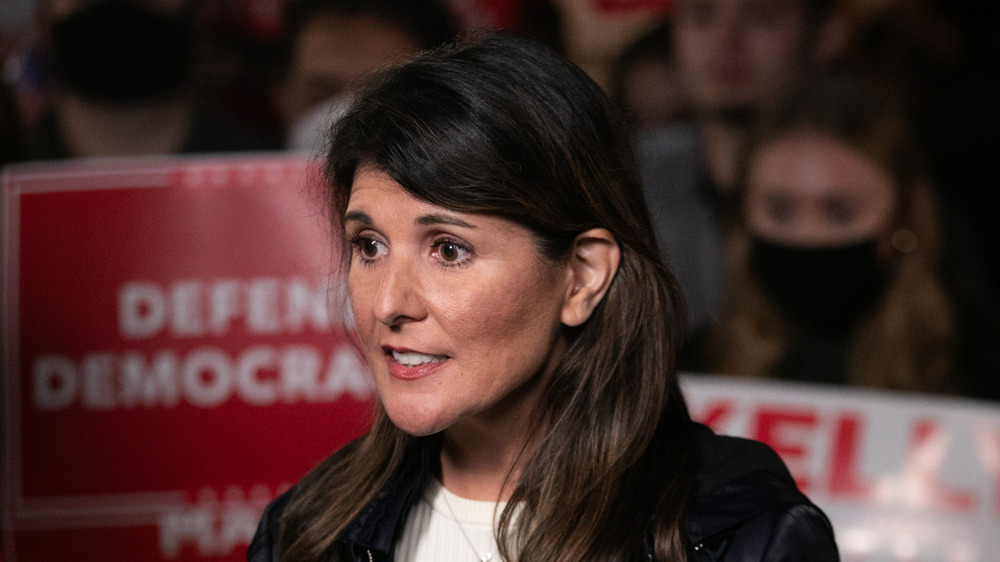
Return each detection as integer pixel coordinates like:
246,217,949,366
3,156,372,561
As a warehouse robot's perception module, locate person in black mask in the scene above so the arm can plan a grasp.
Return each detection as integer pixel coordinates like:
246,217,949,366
27,0,275,159
686,76,969,395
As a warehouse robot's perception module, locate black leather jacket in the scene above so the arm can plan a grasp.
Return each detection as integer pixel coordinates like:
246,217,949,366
248,424,838,561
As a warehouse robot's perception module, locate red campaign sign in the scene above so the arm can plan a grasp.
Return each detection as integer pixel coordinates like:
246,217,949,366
2,155,375,561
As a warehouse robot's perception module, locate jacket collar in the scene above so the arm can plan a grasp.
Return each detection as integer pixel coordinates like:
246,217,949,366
333,424,808,556
684,424,809,546
338,439,436,556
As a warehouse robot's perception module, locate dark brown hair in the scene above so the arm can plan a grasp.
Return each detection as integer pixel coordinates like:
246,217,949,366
279,34,697,561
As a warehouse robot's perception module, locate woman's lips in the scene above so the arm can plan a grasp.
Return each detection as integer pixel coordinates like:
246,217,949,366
385,348,450,380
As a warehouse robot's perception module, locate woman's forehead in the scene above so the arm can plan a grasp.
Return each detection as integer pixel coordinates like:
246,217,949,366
748,131,895,200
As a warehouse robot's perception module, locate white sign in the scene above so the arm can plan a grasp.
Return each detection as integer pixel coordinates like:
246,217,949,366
683,374,1000,562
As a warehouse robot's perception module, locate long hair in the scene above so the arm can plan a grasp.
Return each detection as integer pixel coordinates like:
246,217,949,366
279,34,697,561
708,76,957,392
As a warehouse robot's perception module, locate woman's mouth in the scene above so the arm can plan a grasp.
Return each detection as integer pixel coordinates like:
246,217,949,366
391,350,448,366
385,348,449,380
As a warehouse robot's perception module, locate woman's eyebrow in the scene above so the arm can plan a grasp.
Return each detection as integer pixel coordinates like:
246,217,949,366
416,213,476,228
342,210,373,226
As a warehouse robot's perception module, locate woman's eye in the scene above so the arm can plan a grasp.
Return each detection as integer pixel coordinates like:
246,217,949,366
434,240,470,264
825,200,857,225
361,238,380,258
440,242,460,261
765,197,793,224
350,235,386,262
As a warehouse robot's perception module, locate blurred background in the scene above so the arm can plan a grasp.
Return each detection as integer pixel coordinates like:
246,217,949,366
2,0,999,560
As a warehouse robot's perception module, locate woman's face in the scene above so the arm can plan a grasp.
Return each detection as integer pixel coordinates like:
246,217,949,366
745,130,897,248
344,169,572,437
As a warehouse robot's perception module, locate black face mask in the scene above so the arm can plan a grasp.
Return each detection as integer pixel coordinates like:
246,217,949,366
50,1,194,104
750,237,889,335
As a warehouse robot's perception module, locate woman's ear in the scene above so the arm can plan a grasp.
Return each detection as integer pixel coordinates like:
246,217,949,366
561,228,621,327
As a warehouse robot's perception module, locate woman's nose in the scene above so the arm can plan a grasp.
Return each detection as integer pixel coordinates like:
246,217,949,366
373,257,425,327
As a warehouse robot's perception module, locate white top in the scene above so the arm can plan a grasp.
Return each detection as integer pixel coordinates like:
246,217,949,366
394,479,507,562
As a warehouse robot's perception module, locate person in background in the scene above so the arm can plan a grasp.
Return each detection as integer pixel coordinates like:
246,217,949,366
609,20,689,133
248,34,837,562
688,77,986,396
25,0,276,160
276,0,456,152
636,0,846,334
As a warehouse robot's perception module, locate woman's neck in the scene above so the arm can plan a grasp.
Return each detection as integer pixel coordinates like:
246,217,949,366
439,424,530,502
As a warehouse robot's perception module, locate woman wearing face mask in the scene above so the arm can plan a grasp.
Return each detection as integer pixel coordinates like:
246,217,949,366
248,35,837,562
691,77,960,393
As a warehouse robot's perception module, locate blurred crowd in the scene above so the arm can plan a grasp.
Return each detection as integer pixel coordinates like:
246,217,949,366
1,0,997,400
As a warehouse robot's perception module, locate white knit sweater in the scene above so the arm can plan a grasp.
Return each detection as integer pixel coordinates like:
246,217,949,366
394,479,506,562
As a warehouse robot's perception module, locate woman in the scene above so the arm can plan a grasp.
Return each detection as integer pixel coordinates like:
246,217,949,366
249,34,836,561
694,77,959,393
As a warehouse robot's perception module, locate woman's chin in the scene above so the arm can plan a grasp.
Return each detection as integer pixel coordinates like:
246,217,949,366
384,404,451,437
